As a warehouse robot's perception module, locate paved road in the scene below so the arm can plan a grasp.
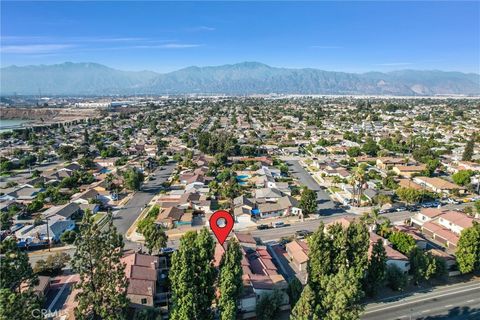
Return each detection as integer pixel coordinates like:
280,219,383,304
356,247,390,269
28,162,177,264
285,160,343,215
112,162,177,246
362,281,480,320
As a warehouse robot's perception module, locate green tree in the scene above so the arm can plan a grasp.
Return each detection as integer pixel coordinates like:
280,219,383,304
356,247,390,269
386,264,408,291
133,308,163,320
347,146,362,157
456,221,480,274
462,135,475,161
364,239,387,297
0,239,42,320
58,145,77,161
388,231,416,255
287,277,303,308
218,238,243,320
307,222,332,289
452,170,474,186
33,252,70,276
300,188,317,217
73,210,129,319
170,229,216,320
318,267,364,320
142,223,168,255
422,159,440,177
290,285,317,320
346,221,370,279
60,230,77,244
362,138,379,157
409,247,437,284
123,167,144,191
256,290,284,320
395,187,422,205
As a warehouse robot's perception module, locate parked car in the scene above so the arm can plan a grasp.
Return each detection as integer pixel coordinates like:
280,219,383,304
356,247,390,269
273,221,286,228
10,223,24,233
447,198,459,204
160,247,175,254
257,224,270,230
295,230,312,239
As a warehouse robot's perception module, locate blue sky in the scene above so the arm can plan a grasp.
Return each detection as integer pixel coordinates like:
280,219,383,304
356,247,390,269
1,1,479,73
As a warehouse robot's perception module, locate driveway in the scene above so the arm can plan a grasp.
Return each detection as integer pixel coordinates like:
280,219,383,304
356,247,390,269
285,160,343,215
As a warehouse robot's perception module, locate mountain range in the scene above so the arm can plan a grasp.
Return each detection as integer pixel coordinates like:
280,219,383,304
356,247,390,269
1,62,479,96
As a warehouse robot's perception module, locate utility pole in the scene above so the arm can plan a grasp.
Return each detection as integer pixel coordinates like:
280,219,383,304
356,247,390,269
45,216,51,252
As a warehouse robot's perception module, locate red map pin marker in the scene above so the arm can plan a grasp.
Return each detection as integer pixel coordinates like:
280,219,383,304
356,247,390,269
209,210,234,245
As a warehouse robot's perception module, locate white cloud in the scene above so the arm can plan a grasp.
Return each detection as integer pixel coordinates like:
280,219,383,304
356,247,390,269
187,26,216,32
131,43,203,49
0,44,74,54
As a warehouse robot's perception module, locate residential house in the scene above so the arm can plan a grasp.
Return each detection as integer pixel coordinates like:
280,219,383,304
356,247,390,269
121,253,161,308
376,157,409,170
41,202,82,220
413,208,478,249
413,176,466,195
369,233,410,273
285,240,309,271
16,215,75,243
392,164,427,178
1,184,42,203
155,206,185,228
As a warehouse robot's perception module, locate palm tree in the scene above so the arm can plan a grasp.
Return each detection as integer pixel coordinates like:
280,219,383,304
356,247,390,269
361,208,390,232
353,166,367,207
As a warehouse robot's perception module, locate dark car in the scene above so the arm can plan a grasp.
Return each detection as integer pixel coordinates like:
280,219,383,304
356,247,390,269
160,247,175,254
295,230,312,239
257,224,270,230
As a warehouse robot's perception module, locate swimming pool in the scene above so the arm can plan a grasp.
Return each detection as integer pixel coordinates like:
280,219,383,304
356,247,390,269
236,174,251,181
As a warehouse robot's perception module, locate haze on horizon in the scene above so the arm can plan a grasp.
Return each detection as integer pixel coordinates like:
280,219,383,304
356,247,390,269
1,1,479,74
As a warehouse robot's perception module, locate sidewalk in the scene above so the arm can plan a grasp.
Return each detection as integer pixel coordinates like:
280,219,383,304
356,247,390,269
27,244,75,256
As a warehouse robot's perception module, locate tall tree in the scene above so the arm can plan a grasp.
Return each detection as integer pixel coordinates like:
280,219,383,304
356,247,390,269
318,267,364,320
218,239,243,320
0,239,42,320
170,229,216,320
462,135,475,161
307,222,332,289
300,188,317,217
328,223,348,273
255,290,284,320
73,210,129,319
456,221,480,274
346,221,370,279
363,239,387,297
123,167,144,191
286,277,303,309
290,285,317,320
142,223,168,255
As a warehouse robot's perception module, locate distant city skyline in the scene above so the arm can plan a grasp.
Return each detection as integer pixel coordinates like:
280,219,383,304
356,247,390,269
1,1,479,73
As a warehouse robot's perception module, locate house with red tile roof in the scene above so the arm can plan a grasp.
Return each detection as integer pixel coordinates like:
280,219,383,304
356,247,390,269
120,253,161,308
214,234,289,318
369,233,410,273
413,209,478,249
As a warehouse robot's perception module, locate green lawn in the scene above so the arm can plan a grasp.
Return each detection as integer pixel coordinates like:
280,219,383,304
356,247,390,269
330,186,342,193
92,212,106,224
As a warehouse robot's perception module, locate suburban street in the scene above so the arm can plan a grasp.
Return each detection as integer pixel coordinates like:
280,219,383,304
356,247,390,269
112,162,176,236
285,159,340,215
28,162,177,264
362,280,480,320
